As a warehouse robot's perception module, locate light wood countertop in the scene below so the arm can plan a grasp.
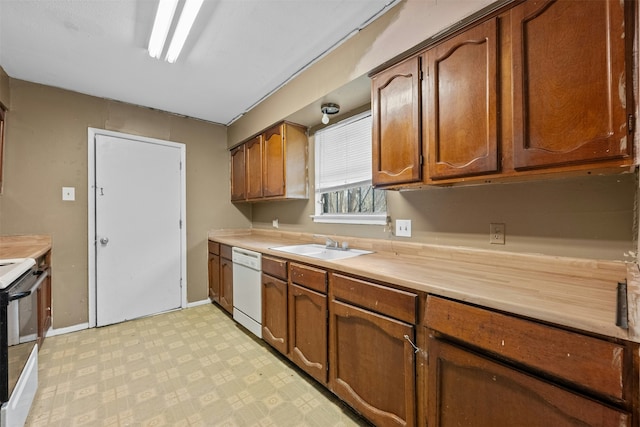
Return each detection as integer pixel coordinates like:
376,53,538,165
0,234,52,259
209,229,638,343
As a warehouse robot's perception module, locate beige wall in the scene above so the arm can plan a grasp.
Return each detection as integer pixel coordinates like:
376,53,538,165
227,0,497,145
0,79,251,329
251,135,637,261
0,66,9,108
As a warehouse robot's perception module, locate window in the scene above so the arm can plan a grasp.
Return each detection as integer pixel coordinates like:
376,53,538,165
313,112,387,224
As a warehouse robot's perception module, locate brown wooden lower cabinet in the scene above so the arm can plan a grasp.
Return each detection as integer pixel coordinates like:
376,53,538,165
261,266,288,355
330,299,416,427
36,252,52,348
208,243,639,427
427,337,630,426
208,251,220,304
329,272,418,427
288,282,327,384
219,245,233,314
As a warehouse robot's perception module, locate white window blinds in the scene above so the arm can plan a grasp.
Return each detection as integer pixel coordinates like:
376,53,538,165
315,112,372,192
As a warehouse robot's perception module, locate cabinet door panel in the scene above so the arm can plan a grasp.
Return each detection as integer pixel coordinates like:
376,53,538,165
262,273,288,355
288,283,327,384
219,257,233,314
230,145,246,201
427,18,499,179
263,125,285,197
208,252,220,304
427,338,630,427
511,0,630,169
245,136,263,199
372,56,422,186
37,271,52,347
330,300,415,427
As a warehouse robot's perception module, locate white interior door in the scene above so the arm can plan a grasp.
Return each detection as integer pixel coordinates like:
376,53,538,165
95,134,183,327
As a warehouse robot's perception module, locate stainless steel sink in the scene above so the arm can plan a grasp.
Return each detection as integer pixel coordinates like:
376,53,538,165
270,244,373,260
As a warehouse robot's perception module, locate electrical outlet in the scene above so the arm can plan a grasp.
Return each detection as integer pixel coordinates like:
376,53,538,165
490,223,505,244
396,219,412,237
272,218,279,228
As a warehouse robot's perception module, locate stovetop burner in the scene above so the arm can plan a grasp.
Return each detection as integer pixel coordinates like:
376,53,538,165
0,259,36,290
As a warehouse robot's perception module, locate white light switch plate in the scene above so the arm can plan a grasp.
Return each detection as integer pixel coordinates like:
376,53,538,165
62,187,75,201
396,219,412,237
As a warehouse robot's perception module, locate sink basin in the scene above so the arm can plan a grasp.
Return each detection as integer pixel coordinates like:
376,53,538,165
270,244,373,260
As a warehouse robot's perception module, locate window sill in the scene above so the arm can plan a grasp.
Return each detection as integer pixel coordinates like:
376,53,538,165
311,214,388,225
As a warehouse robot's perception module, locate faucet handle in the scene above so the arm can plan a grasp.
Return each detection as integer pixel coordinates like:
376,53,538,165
341,241,349,250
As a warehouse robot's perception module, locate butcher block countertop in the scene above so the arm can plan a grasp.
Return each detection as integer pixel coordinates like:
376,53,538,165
209,228,640,343
0,234,52,259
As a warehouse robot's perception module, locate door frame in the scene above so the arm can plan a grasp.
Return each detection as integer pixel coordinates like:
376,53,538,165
87,128,187,328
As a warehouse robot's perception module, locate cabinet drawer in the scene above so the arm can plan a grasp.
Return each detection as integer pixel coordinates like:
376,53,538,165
426,296,628,401
331,273,417,324
220,244,232,260
208,241,220,255
290,263,327,294
262,256,287,280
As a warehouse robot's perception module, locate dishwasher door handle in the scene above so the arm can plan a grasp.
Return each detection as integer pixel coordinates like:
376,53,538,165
233,248,260,259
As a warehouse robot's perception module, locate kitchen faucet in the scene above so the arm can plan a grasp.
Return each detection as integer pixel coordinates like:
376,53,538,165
313,234,349,251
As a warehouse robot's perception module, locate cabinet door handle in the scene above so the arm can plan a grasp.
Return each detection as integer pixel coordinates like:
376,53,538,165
404,334,419,353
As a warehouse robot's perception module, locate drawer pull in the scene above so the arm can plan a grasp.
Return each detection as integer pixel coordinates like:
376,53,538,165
404,334,419,353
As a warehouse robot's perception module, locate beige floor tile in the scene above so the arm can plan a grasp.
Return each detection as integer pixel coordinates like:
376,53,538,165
25,304,370,427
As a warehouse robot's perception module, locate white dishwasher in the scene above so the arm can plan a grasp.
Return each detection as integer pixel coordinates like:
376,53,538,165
232,247,262,338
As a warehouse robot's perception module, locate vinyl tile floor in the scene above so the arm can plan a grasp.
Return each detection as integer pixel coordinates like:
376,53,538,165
25,304,370,427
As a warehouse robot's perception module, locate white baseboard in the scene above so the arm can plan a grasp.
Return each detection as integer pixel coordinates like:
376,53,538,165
48,322,89,337
187,298,212,308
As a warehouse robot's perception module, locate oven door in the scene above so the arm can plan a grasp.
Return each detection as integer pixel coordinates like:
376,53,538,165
1,269,45,402
0,269,45,426
8,269,47,346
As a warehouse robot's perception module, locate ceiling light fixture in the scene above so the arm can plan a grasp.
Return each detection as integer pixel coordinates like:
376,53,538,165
148,0,178,59
321,103,340,125
165,0,204,63
148,0,203,63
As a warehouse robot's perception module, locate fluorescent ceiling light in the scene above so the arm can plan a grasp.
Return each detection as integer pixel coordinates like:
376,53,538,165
148,0,179,59
165,0,204,63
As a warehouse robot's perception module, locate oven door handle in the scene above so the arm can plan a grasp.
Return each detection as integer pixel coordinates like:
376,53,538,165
8,290,31,301
27,270,48,293
7,270,47,301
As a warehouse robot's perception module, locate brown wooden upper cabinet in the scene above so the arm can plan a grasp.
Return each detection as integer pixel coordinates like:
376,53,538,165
425,18,499,180
370,0,635,187
511,0,631,170
262,125,285,197
0,107,5,193
245,135,263,199
230,121,308,202
230,144,246,201
371,56,423,187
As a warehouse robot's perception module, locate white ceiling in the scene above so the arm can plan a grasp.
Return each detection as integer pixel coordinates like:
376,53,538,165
0,0,397,125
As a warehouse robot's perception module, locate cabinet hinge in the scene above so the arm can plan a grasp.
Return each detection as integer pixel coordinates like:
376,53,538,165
179,219,183,229
419,154,424,165
616,280,628,329
628,115,635,133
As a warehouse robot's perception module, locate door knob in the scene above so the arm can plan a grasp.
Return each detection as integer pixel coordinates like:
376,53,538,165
99,237,109,245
